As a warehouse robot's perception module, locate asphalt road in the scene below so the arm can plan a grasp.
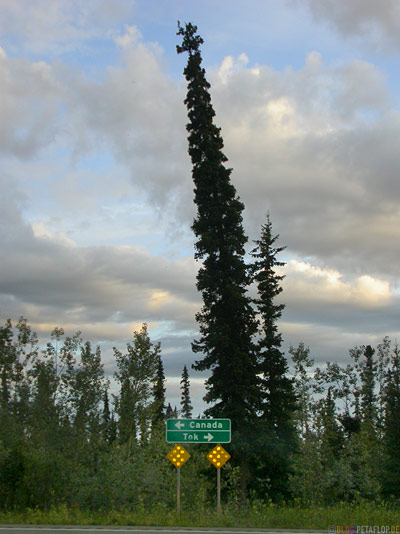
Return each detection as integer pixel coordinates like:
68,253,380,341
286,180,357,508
0,527,326,534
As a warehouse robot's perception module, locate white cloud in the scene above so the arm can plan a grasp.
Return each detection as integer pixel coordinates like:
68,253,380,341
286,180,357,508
2,23,395,279
284,260,392,309
0,0,135,55
0,176,198,340
31,221,76,247
0,51,63,158
1,32,399,298
295,0,400,51
114,25,142,48
207,52,399,277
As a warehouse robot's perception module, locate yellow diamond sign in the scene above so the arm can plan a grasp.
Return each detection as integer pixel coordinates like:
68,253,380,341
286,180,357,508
207,444,230,468
166,444,190,468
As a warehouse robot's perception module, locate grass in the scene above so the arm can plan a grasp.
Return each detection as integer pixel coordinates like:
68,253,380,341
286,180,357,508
1,501,400,529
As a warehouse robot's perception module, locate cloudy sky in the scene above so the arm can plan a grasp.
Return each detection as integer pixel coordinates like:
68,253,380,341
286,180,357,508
1,0,400,414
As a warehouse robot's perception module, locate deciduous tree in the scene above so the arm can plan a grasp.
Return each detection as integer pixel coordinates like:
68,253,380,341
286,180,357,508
113,324,160,448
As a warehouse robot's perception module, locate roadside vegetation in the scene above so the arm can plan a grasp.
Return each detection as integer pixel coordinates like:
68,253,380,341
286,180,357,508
1,501,400,529
1,318,399,528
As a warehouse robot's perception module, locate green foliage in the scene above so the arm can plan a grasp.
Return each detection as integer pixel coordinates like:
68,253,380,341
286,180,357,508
2,500,400,529
381,344,400,498
0,311,399,513
69,342,106,438
289,342,314,436
177,22,259,426
249,215,297,501
152,354,166,428
180,365,193,418
113,323,161,445
177,22,260,499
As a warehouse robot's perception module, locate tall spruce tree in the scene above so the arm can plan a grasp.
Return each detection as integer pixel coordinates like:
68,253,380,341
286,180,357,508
152,354,166,427
180,365,193,418
250,216,296,421
250,216,297,499
177,23,259,433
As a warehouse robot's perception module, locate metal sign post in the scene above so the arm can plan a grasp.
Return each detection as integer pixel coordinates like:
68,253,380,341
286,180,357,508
166,444,190,515
206,444,231,514
177,467,181,515
217,465,221,514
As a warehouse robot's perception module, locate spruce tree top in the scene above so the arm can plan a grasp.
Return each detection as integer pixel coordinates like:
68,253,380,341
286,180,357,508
176,22,247,261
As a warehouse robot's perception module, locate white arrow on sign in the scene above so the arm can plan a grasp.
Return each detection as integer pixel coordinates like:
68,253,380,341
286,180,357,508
175,421,184,429
205,433,213,441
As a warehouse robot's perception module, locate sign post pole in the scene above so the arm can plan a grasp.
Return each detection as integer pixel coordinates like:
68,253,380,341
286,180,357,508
177,466,181,515
217,466,221,514
206,445,231,515
166,444,190,515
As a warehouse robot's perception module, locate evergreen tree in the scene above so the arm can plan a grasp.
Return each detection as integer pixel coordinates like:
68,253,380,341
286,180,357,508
166,402,174,419
70,342,105,439
250,215,297,499
360,345,377,425
109,413,117,444
152,354,166,427
102,389,117,445
250,218,297,425
319,387,343,462
102,389,111,443
180,365,193,418
359,345,381,495
177,22,259,433
382,344,400,498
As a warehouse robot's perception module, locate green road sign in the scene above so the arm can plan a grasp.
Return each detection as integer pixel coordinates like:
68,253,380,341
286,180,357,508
166,419,231,443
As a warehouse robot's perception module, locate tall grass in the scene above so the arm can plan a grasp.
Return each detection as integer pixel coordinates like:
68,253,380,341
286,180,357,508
1,501,400,529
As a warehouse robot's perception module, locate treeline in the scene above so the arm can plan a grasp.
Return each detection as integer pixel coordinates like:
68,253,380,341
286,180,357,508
1,317,399,510
289,339,400,503
0,318,200,511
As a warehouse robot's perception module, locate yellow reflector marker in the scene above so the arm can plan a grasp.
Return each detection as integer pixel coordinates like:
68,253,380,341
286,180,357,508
166,445,190,468
206,445,230,468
